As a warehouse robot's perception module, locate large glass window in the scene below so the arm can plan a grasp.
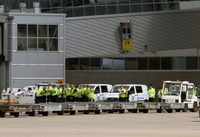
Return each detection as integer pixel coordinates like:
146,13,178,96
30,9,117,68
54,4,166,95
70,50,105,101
80,58,90,70
161,57,172,70
125,58,137,70
91,58,101,70
69,58,79,70
186,57,198,70
137,58,148,70
149,58,160,70
172,57,185,70
103,58,113,70
113,58,124,70
17,24,58,51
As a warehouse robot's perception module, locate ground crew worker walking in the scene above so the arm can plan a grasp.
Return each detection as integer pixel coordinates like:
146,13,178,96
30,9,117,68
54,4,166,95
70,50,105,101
35,85,42,103
119,85,126,102
51,84,58,102
88,85,94,102
157,87,163,102
46,83,52,103
148,84,155,102
66,84,71,102
57,85,62,102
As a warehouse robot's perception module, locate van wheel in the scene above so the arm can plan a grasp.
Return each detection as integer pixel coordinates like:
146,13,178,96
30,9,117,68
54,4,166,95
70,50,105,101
139,110,143,113
102,110,107,112
175,109,181,112
14,113,19,118
183,104,188,112
70,111,76,115
108,110,113,113
57,111,64,115
119,109,125,113
42,112,49,116
29,111,36,116
192,102,198,112
157,108,162,113
83,111,89,114
143,109,149,113
95,110,101,114
0,111,5,118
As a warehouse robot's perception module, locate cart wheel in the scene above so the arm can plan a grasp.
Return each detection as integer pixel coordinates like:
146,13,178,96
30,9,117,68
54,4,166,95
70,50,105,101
70,111,76,115
166,109,173,113
157,108,162,113
175,109,181,112
139,110,143,113
95,110,101,114
0,110,5,118
192,102,198,112
108,110,113,113
128,109,132,112
119,109,125,113
102,110,107,112
132,109,137,113
183,104,188,112
143,109,149,113
14,113,19,117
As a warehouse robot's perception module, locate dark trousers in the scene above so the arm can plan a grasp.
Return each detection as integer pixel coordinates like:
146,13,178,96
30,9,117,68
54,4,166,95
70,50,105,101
35,97,41,104
119,97,126,102
74,97,78,102
70,96,74,102
79,97,83,102
47,95,51,103
158,98,161,102
52,96,58,102
41,96,46,103
125,97,129,102
66,96,71,102
149,98,154,102
62,98,66,102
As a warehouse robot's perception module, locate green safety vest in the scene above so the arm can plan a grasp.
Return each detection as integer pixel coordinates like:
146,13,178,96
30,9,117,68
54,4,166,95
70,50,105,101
63,88,66,98
78,88,83,98
193,89,197,96
51,87,58,96
163,88,167,95
86,88,91,98
36,88,42,97
88,88,94,99
71,88,75,96
41,89,46,96
66,87,71,96
58,88,62,98
149,88,155,98
125,89,128,98
82,87,87,95
119,89,125,98
46,86,52,96
158,89,163,99
74,88,79,98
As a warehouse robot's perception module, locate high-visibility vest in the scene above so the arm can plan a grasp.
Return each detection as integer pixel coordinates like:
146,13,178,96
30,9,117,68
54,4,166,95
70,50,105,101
41,89,46,96
149,88,155,98
63,88,66,98
125,89,128,98
157,89,163,99
46,86,52,95
78,88,82,98
66,87,71,96
71,88,75,96
73,88,79,98
36,88,42,97
82,87,87,95
88,88,94,99
193,89,197,96
51,88,58,96
58,88,62,98
119,89,125,98
163,88,167,95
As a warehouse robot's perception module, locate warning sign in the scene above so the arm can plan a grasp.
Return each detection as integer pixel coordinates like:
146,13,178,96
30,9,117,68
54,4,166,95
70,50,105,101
57,79,63,84
122,40,132,50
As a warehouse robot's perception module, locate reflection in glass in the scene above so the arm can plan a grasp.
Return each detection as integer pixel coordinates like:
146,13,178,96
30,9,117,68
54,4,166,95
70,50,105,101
96,6,107,15
49,38,58,51
17,38,27,51
186,57,198,70
91,58,101,70
149,58,160,70
85,6,95,16
103,58,112,70
130,4,142,12
80,58,90,70
49,25,58,37
38,38,48,51
38,25,47,37
172,57,185,70
161,57,172,70
142,4,154,12
107,6,119,14
113,58,124,70
28,38,37,51
137,58,148,70
119,5,130,14
69,58,79,70
28,25,37,37
125,58,137,70
18,24,27,37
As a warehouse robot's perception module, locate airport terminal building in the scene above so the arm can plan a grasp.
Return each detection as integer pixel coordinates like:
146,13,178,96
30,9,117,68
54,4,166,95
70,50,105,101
1,0,200,93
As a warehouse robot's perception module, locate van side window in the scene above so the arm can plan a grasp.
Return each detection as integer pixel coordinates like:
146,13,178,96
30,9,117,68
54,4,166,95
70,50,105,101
129,86,135,94
136,86,143,93
94,86,100,94
101,86,108,93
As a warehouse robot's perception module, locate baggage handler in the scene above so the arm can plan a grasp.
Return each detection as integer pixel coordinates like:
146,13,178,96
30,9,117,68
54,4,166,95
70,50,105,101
35,85,42,103
51,84,58,102
88,85,94,102
66,84,71,102
57,85,63,102
148,84,155,102
46,83,52,103
119,85,126,102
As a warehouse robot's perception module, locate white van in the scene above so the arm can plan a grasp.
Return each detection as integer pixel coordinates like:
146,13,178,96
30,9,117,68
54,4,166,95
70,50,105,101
111,84,149,102
79,84,113,102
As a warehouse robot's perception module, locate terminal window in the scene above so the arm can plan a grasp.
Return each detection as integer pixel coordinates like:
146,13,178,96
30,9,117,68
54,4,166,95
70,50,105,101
17,24,58,51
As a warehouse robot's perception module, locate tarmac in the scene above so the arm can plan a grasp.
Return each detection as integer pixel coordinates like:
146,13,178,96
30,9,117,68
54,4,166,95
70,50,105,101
0,110,200,137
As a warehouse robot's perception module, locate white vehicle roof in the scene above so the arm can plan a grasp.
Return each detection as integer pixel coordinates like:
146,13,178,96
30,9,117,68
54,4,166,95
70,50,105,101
113,84,147,87
164,81,190,84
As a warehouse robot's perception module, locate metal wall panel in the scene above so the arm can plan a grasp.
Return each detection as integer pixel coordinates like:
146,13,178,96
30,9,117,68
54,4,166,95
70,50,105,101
65,9,200,58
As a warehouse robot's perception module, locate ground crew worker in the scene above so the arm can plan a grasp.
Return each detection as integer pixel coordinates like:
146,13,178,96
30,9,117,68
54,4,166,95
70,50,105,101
73,85,79,102
124,86,129,101
82,84,87,102
119,85,126,102
62,85,66,102
70,84,75,102
193,85,197,96
51,84,58,102
157,87,163,102
148,84,155,102
78,85,83,102
85,85,90,102
65,84,71,102
88,85,94,102
41,86,46,103
57,85,62,102
35,85,42,103
46,83,52,103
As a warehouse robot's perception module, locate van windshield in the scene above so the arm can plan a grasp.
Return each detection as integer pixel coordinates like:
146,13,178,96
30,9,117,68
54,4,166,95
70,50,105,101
164,83,181,95
110,86,130,93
